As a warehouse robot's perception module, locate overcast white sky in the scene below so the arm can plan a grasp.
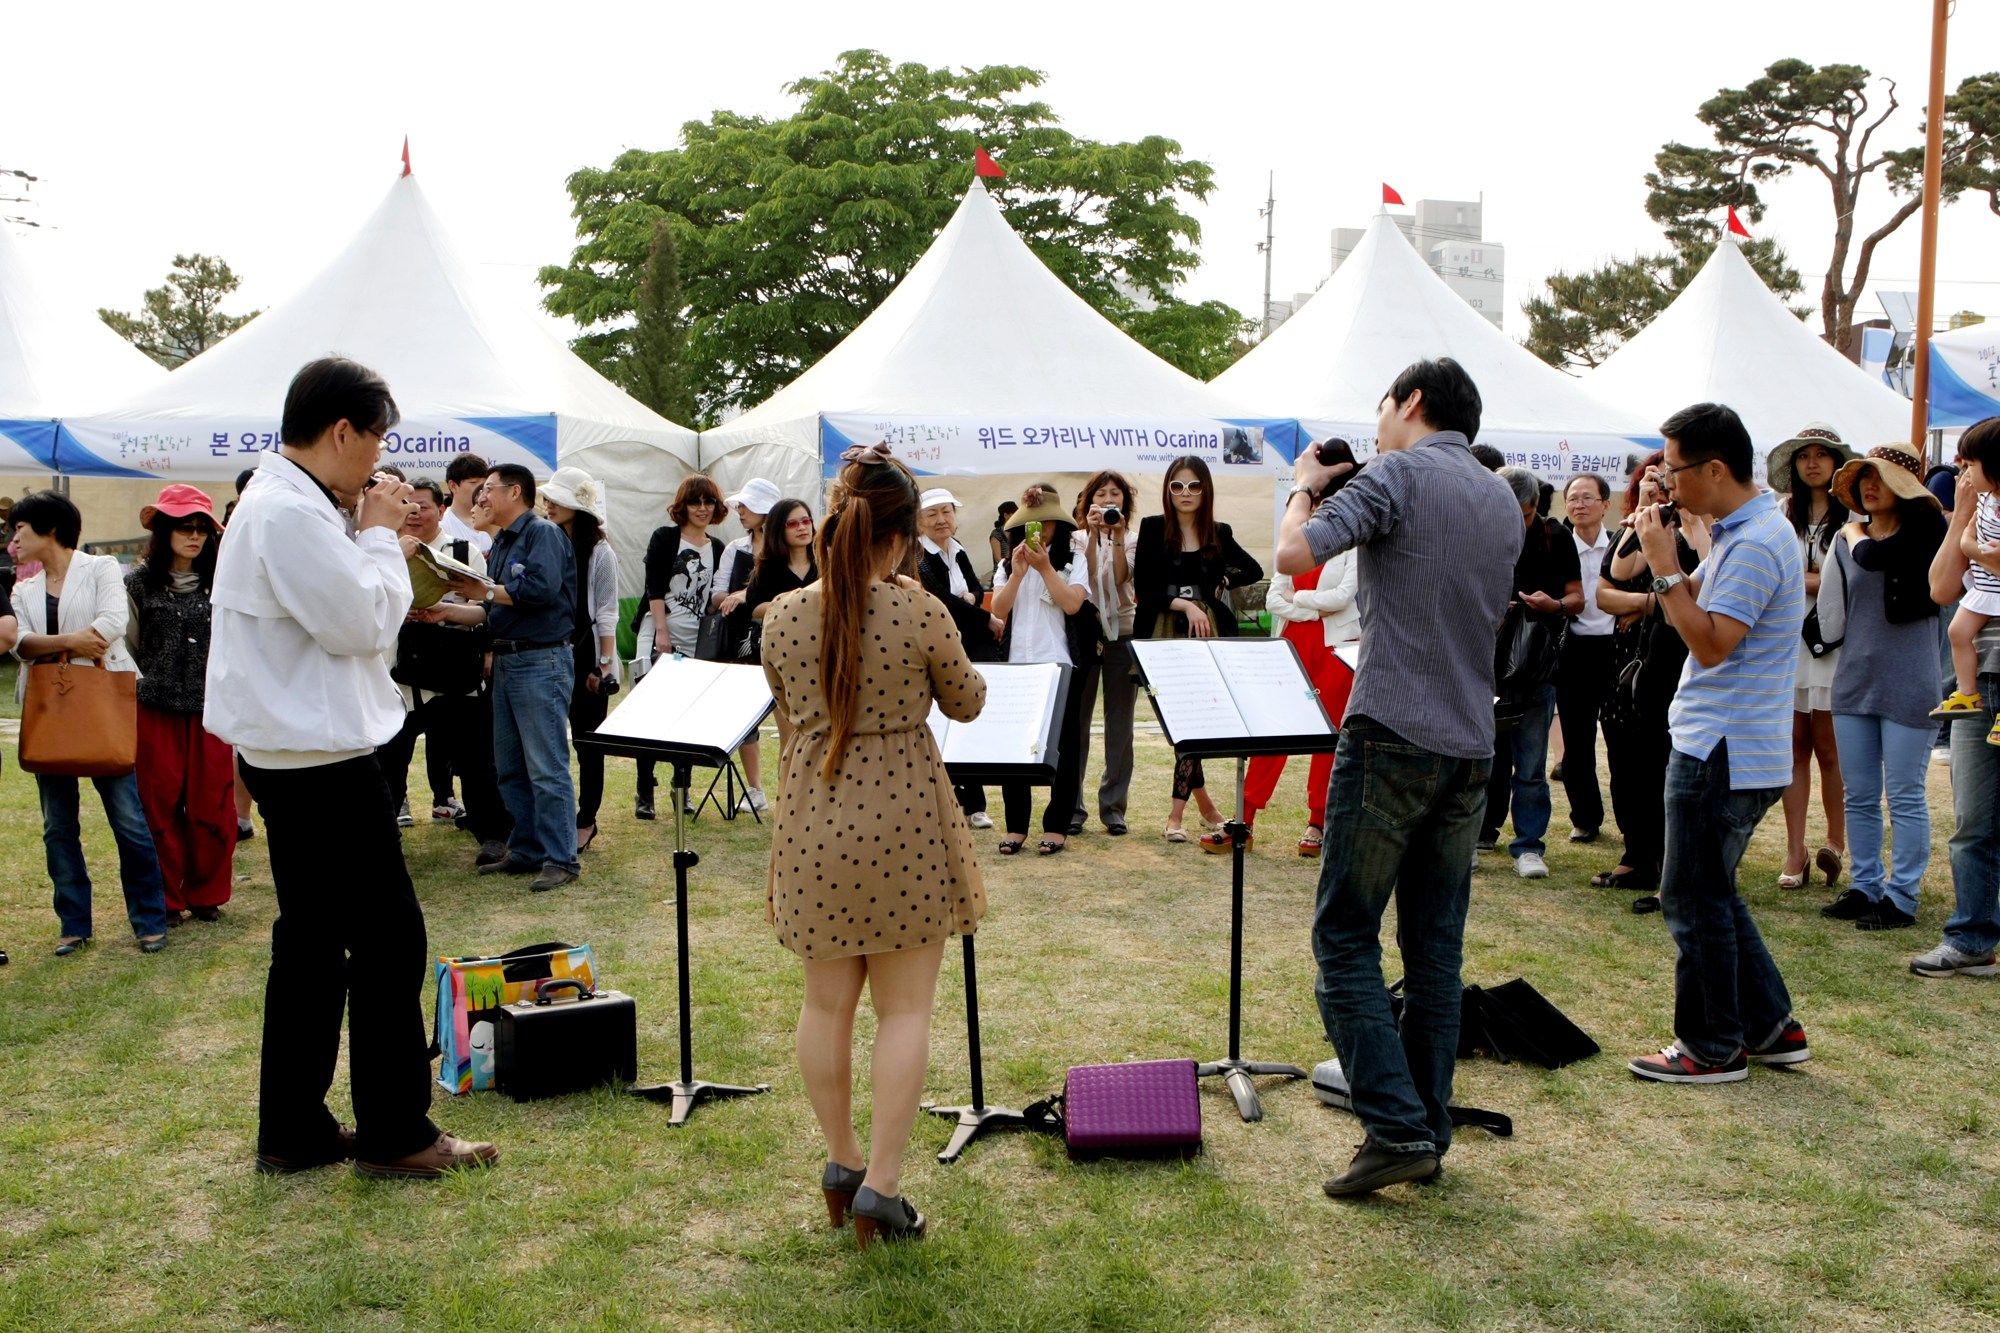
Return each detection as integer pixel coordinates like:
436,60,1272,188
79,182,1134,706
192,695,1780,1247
8,0,1997,350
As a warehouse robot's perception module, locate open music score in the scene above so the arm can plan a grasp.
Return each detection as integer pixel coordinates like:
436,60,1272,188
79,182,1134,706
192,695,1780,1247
590,658,773,760
1130,639,1333,754
926,663,1064,770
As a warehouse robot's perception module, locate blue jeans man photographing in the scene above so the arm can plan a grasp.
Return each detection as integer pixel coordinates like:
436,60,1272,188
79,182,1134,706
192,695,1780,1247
1276,358,1521,1195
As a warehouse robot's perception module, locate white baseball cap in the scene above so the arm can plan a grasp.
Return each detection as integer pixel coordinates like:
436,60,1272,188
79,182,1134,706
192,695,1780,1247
724,477,782,514
918,488,960,510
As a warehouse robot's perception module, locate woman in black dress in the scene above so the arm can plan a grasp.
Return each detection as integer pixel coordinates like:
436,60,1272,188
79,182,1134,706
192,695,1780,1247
1131,455,1263,844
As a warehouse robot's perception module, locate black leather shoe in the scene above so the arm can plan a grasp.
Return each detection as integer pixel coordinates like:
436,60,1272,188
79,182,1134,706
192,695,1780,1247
1822,888,1874,920
54,937,90,957
1568,827,1599,844
1106,823,1129,836
1323,1137,1440,1196
634,795,656,821
852,1185,926,1247
1065,820,1085,836
1856,901,1916,931
475,840,511,868
191,905,221,923
477,857,538,876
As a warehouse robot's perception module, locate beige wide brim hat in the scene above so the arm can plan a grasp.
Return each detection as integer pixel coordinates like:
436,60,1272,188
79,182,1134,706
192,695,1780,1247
539,466,607,522
1765,422,1854,493
1831,445,1942,512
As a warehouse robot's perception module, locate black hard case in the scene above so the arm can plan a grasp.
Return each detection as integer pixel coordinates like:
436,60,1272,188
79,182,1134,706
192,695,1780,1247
493,981,638,1102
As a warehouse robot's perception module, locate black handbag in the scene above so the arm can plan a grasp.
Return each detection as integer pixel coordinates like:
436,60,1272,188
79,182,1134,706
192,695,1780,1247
1388,976,1599,1068
391,621,489,695
1494,605,1564,700
693,611,737,663
494,977,638,1102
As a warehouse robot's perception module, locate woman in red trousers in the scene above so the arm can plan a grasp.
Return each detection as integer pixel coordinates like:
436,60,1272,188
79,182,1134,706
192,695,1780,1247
125,486,236,923
1226,441,1361,857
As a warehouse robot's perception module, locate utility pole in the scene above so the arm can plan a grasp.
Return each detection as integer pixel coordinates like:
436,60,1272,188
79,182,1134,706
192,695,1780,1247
1909,0,1949,454
1257,172,1275,337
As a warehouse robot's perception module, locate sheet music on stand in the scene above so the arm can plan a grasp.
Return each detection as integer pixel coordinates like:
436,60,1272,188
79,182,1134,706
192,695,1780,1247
925,662,1069,783
578,657,773,765
1130,638,1336,759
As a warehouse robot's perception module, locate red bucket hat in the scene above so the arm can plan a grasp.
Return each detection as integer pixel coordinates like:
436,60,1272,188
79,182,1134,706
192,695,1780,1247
139,483,223,531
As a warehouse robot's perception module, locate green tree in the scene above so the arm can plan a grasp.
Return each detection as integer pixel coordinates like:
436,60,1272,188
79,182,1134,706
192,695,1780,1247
1523,237,1805,373
1645,59,1955,352
617,220,697,425
99,254,258,368
540,50,1217,423
1918,71,2000,219
1119,297,1253,381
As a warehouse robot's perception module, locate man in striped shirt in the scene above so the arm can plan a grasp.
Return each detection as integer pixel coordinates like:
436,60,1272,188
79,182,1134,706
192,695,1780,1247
1629,402,1809,1085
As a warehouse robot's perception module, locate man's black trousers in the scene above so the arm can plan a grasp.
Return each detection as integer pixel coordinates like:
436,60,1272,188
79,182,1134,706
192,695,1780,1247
242,754,440,1164
1557,632,1617,834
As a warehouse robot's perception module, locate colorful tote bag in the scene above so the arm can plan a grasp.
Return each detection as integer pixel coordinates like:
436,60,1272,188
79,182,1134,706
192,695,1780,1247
434,942,597,1094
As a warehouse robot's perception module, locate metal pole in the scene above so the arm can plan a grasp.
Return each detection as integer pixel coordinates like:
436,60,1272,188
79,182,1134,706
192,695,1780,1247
1909,0,1950,448
962,935,985,1112
1258,173,1275,337
674,762,695,1087
1230,756,1246,1064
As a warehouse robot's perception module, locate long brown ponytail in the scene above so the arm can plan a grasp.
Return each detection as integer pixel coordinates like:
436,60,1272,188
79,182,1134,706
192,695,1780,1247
815,452,920,780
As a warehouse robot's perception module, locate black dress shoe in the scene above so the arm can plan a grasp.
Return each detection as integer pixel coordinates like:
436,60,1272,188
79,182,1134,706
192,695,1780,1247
1856,901,1916,931
1568,827,1599,844
1322,1137,1440,1196
1631,894,1661,915
475,840,511,867
1106,823,1129,836
1065,820,1085,836
54,937,90,957
191,905,222,923
1822,888,1874,920
634,795,656,821
477,857,539,876
139,936,168,954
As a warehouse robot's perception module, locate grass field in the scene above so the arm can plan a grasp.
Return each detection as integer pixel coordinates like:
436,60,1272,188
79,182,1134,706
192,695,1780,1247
2,676,1997,1332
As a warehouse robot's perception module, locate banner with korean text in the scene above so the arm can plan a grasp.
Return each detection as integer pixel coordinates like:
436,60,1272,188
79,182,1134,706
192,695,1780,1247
55,414,561,480
820,413,1303,479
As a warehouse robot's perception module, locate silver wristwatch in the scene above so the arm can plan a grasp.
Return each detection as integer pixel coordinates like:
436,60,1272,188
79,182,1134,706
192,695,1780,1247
597,654,613,667
1287,485,1317,506
1651,572,1686,596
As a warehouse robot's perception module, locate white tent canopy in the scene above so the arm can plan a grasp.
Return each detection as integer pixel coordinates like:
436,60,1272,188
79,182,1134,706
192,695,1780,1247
61,171,698,501
0,223,165,471
697,177,1297,504
1590,239,1914,461
1212,210,1658,481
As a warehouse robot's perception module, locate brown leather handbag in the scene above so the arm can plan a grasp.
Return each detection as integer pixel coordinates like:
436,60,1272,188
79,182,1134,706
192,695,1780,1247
19,653,138,777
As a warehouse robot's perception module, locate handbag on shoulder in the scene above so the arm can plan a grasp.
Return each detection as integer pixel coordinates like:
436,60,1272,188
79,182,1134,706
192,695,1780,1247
19,653,137,777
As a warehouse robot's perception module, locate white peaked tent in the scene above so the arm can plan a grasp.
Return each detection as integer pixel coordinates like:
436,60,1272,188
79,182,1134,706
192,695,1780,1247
697,178,1298,503
1591,238,1914,462
1213,211,1658,480
0,224,166,471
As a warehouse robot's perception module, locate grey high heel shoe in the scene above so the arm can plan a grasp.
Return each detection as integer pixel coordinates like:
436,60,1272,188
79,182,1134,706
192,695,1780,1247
852,1185,926,1248
822,1162,865,1227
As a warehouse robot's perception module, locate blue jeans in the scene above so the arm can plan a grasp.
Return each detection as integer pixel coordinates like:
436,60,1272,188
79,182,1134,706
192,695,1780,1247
1660,741,1790,1065
1944,672,2000,956
1313,715,1490,1157
39,771,170,939
492,646,579,873
1482,683,1555,857
1832,713,1933,916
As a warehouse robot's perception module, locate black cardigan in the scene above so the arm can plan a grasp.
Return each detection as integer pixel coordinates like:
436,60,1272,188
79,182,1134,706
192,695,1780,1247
918,544,998,661
1131,514,1264,638
1851,505,1946,624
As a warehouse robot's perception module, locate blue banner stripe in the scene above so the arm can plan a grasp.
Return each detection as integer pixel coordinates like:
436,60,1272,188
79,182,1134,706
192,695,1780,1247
1928,349,2000,429
462,416,559,469
0,420,58,469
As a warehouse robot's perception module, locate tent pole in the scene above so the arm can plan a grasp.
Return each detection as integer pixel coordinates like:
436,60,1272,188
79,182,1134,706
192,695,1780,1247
1908,0,1949,449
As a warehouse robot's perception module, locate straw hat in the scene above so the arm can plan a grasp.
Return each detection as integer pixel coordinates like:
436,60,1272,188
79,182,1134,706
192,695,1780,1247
140,483,223,531
1765,423,1855,494
539,466,607,522
1004,483,1069,529
1831,445,1942,512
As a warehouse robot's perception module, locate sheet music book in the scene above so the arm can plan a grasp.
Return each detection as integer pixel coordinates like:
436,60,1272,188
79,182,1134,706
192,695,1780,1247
925,662,1064,768
406,541,490,609
587,657,773,760
1130,638,1336,758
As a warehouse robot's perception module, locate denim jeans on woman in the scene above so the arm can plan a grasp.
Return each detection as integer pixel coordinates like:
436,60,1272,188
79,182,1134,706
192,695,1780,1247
1832,713,1933,917
1313,714,1490,1157
39,771,170,940
1660,740,1791,1065
491,645,580,874
1944,672,2000,958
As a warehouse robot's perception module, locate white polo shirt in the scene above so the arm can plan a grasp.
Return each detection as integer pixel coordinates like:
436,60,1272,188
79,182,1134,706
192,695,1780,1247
1571,524,1614,637
1004,555,1090,667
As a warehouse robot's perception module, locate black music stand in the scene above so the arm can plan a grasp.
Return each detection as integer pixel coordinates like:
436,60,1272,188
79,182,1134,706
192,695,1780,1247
575,659,774,1126
923,662,1072,1163
1132,638,1338,1122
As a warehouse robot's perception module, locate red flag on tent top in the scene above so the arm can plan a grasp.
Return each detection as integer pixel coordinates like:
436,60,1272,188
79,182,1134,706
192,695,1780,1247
401,137,412,177
1382,182,1404,206
974,147,1005,178
1726,205,1751,238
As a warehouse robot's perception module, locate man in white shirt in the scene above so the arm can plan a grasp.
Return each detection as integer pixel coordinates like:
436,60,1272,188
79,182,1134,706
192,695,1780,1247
1558,474,1616,843
438,452,492,556
207,357,498,1182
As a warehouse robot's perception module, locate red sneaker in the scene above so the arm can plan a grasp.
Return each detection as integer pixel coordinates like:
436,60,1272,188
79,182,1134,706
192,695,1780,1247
1746,1017,1810,1065
1628,1043,1748,1084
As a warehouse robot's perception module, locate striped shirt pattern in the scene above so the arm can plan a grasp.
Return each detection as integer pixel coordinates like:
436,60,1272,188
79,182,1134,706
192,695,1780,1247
1301,431,1523,759
1668,491,1805,789
1971,494,2000,597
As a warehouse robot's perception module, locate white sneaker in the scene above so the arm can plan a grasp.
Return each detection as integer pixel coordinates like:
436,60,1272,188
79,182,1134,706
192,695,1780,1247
396,799,414,829
738,787,769,813
1515,852,1550,879
1933,746,1953,765
967,811,994,829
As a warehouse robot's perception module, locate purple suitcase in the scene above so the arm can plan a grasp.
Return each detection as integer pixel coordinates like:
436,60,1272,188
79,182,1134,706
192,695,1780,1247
1063,1058,1203,1160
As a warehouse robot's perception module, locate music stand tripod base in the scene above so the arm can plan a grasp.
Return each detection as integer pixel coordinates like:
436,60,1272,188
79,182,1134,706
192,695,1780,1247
922,1100,1029,1163
1196,1058,1309,1123
631,1078,770,1127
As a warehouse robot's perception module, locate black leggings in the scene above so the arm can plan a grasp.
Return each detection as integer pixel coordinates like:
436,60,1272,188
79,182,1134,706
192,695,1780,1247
1172,755,1206,802
570,665,610,828
1000,664,1090,836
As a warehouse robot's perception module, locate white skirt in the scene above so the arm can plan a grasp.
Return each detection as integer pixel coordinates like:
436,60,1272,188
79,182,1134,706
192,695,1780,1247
1958,585,2000,618
1793,635,1837,713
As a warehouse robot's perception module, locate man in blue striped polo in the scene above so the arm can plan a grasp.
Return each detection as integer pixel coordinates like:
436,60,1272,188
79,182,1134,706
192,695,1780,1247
1629,402,1810,1084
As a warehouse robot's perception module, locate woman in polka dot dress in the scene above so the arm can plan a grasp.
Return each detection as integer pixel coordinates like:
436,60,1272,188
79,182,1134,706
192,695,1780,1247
759,444,987,1247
